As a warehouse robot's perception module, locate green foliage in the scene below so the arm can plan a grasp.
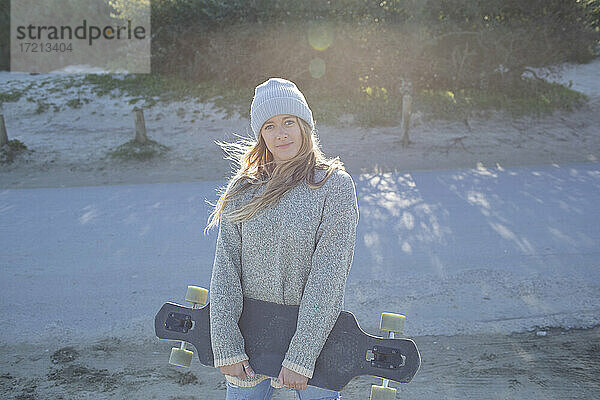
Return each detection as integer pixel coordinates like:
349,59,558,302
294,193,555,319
2,0,599,75
2,78,91,112
585,0,600,30
7,138,26,150
149,0,599,101
35,100,49,114
1,139,30,164
351,85,401,127
66,98,86,109
0,0,595,125
420,0,600,65
0,89,23,105
80,69,589,126
82,73,248,118
108,138,169,161
415,79,588,120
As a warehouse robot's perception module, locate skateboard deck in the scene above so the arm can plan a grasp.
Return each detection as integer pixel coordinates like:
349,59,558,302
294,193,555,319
155,296,420,392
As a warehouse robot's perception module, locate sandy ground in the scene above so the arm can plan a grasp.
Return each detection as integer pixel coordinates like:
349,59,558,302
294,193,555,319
1,60,600,399
1,328,598,399
1,101,599,189
1,60,599,189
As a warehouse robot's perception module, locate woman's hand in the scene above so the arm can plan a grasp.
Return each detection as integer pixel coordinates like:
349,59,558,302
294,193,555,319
278,366,309,391
218,361,255,380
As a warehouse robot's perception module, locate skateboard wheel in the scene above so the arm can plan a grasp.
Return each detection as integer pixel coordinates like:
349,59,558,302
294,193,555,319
370,385,396,400
169,347,193,368
380,313,406,334
185,286,208,306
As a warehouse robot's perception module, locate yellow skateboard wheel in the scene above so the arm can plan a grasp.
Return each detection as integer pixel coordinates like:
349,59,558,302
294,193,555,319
370,385,397,400
169,347,193,368
379,313,406,334
185,286,208,306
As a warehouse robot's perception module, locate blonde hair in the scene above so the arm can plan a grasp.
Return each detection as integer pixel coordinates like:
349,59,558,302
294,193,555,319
204,117,345,234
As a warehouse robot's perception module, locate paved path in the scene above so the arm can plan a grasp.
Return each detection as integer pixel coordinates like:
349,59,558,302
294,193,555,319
1,162,599,343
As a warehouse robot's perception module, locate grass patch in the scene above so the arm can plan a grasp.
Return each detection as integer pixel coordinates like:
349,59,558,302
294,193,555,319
267,77,589,128
1,139,31,164
46,86,62,93
414,79,588,121
2,72,590,126
108,139,170,161
65,97,90,109
66,98,83,109
82,74,249,118
35,100,50,114
62,77,86,90
0,90,24,105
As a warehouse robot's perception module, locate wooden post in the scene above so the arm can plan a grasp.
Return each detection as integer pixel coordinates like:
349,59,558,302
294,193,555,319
0,114,8,147
133,107,148,144
400,94,412,147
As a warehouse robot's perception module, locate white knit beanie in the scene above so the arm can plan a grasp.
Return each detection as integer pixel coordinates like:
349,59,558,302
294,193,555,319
250,78,314,140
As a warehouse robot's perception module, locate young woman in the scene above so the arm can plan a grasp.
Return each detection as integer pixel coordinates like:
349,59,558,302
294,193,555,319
205,78,359,400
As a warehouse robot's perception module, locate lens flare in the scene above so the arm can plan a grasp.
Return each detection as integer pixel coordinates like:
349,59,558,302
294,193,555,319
309,58,326,79
307,23,334,51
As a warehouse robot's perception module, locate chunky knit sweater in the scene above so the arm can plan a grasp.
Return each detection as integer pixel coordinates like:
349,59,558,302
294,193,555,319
209,168,359,388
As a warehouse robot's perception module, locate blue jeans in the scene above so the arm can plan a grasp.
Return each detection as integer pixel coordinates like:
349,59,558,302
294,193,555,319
226,378,341,400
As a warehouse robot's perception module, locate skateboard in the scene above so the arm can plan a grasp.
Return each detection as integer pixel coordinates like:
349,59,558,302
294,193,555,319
155,286,420,396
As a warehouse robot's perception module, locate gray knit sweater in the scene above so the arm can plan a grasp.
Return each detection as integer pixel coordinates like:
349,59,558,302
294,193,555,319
209,168,359,388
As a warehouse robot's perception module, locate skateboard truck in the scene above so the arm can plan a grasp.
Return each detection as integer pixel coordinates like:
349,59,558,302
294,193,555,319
168,286,208,368
366,346,407,369
165,312,194,333
369,312,407,400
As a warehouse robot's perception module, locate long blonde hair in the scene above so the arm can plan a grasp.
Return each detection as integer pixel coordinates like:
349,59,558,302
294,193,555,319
204,117,345,234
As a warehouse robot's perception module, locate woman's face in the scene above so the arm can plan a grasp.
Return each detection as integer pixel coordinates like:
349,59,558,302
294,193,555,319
260,114,303,164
